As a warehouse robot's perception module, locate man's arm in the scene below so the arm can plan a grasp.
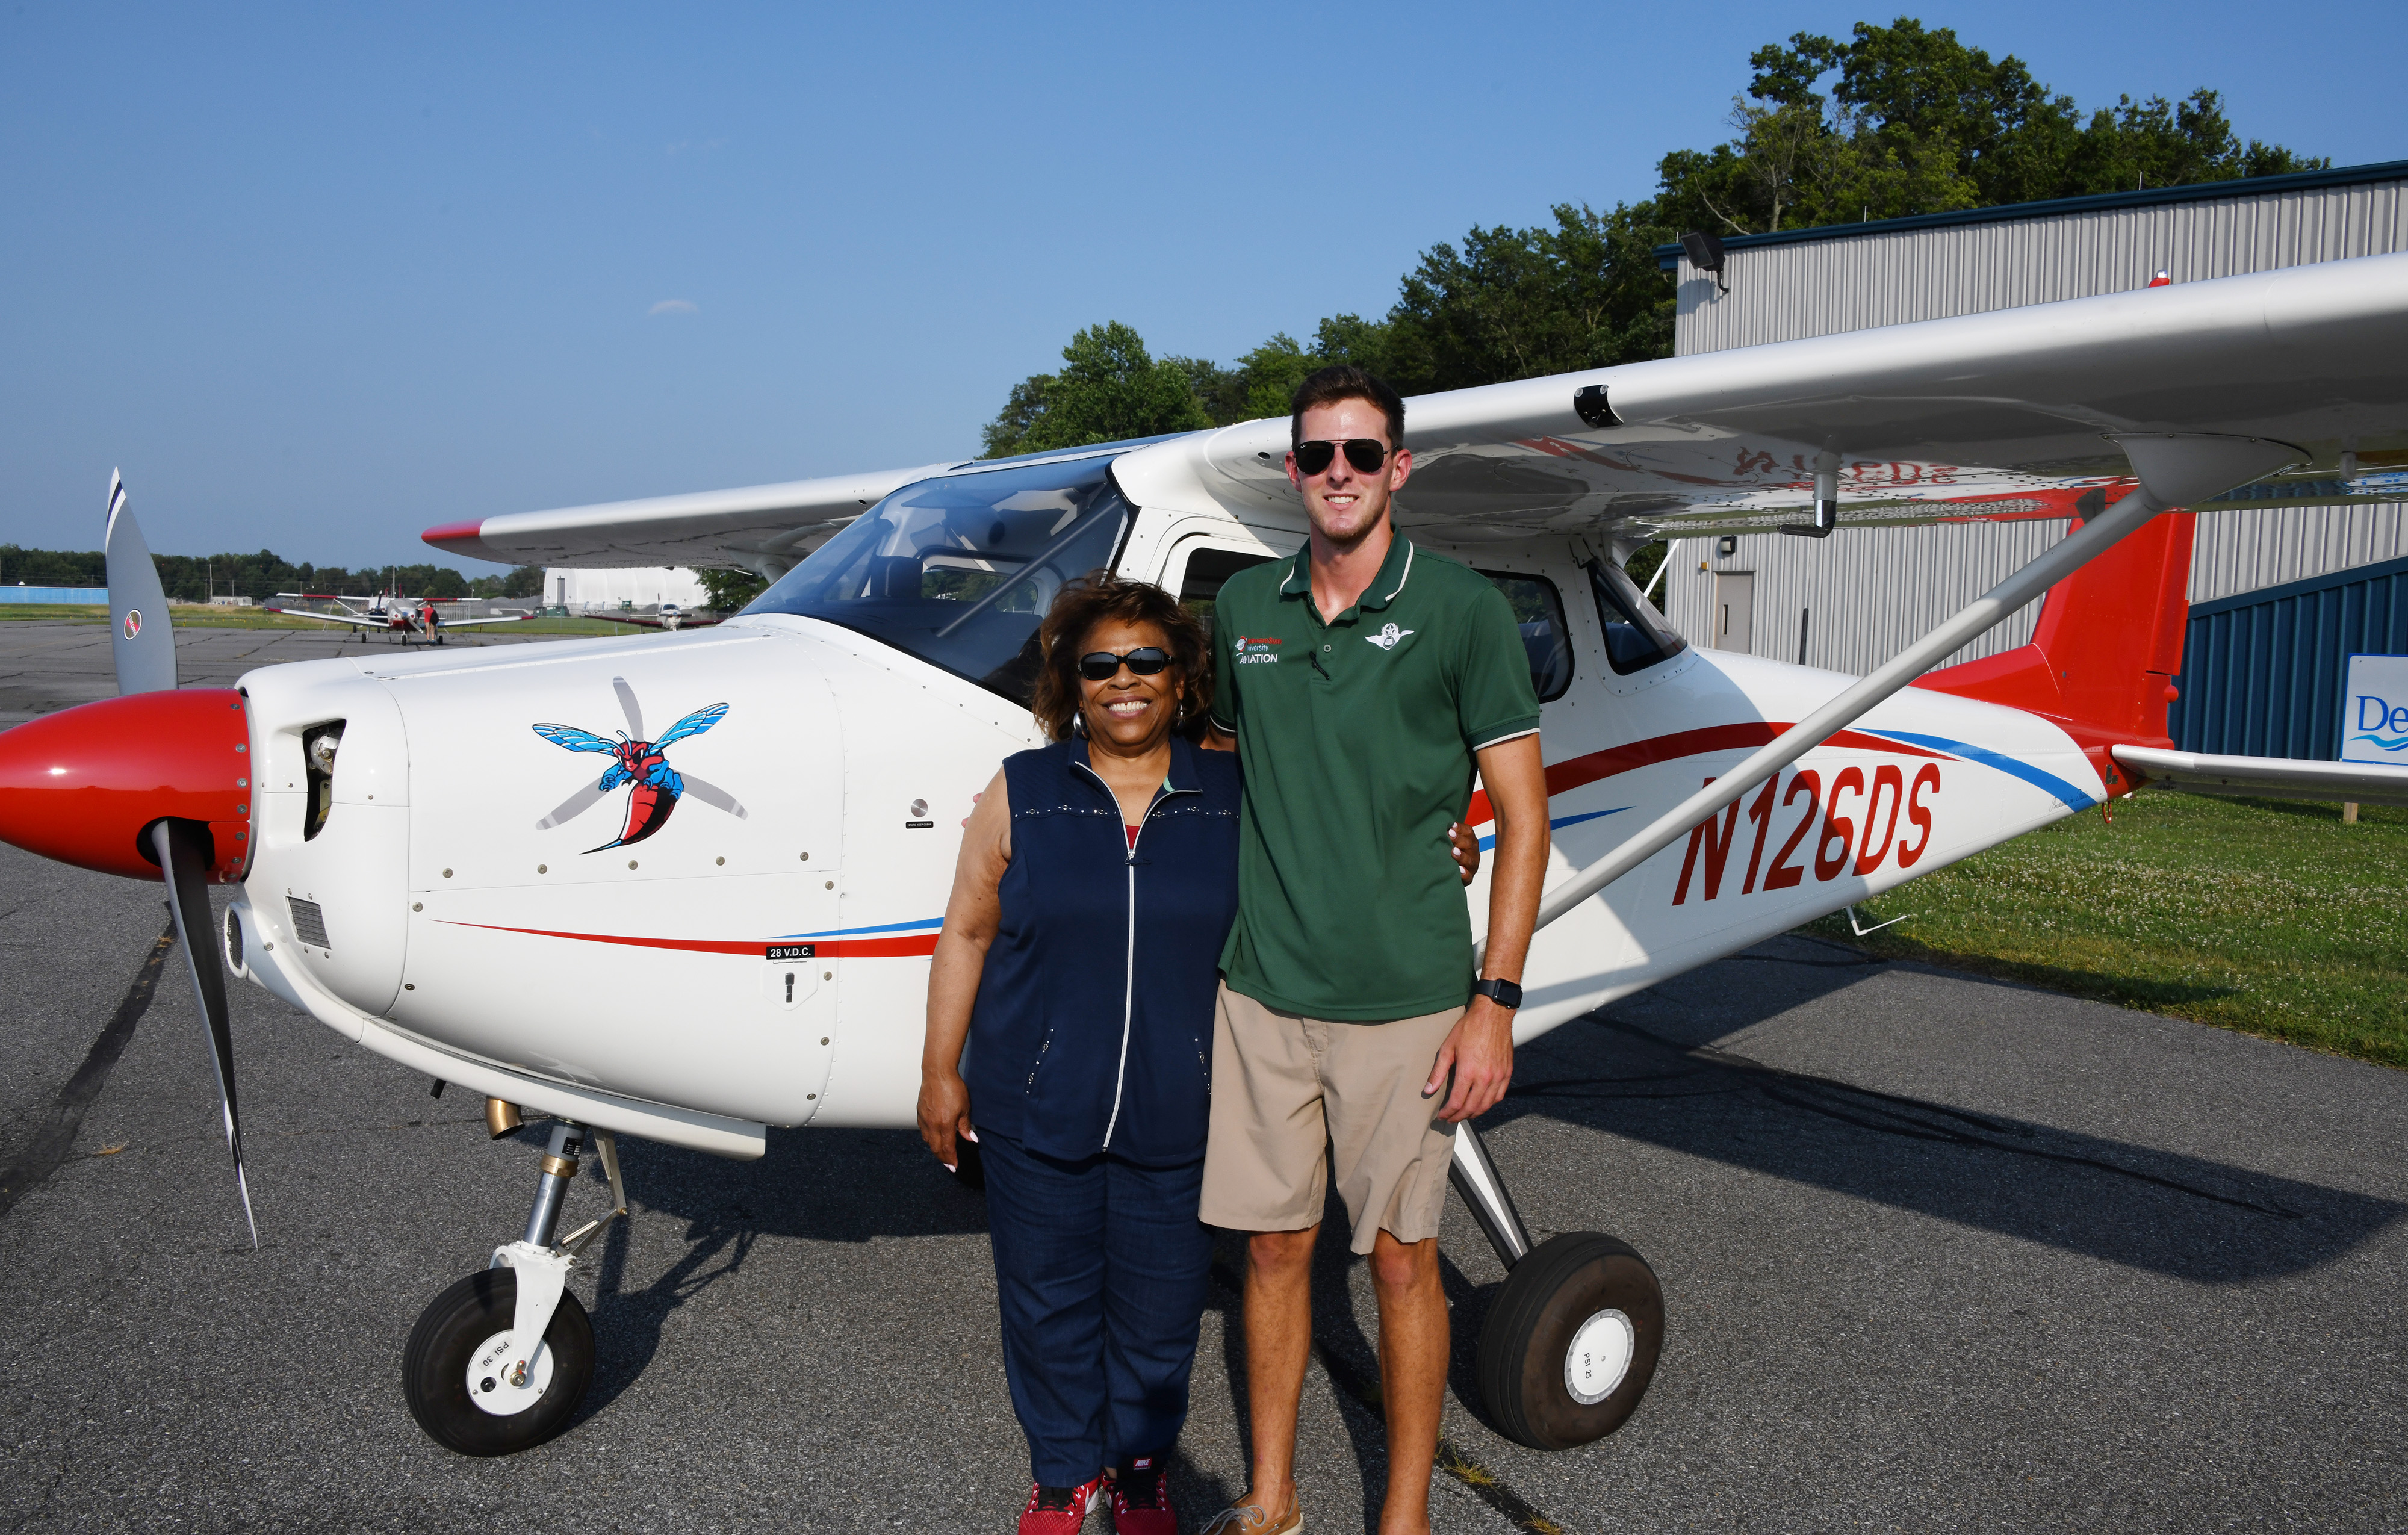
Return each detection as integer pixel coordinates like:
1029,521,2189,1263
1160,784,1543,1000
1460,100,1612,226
1425,732,1548,1122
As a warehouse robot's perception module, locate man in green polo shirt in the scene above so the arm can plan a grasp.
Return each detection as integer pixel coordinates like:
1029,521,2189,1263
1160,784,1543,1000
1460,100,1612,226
1198,365,1550,1535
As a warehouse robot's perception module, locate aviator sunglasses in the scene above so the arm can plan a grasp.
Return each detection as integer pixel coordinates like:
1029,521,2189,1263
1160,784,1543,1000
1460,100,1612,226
1078,646,1174,681
1291,438,1394,476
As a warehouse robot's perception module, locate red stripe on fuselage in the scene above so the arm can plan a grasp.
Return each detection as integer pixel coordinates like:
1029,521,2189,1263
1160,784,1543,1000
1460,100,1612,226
1466,722,1949,826
433,921,940,957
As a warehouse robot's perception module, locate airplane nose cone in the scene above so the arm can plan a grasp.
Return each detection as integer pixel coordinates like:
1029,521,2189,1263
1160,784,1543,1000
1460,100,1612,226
0,689,253,882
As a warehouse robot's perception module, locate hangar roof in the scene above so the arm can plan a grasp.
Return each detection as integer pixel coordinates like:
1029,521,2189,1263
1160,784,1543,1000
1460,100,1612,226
1652,157,2408,270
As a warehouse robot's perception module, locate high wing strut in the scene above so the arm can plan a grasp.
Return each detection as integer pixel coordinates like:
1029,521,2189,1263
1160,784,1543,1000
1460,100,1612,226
1488,433,2301,955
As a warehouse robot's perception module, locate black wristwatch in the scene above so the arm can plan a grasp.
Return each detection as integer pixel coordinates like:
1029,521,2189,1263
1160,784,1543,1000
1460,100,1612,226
1472,978,1522,1011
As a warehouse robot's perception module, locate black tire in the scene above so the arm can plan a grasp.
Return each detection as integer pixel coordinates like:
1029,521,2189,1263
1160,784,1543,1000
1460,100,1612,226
402,1268,595,1456
1475,1231,1663,1450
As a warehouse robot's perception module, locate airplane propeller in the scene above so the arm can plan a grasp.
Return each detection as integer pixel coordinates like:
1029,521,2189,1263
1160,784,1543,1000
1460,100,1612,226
104,472,259,1247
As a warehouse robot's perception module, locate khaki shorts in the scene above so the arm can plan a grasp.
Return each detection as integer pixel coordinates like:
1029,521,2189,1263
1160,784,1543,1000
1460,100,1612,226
1199,981,1460,1255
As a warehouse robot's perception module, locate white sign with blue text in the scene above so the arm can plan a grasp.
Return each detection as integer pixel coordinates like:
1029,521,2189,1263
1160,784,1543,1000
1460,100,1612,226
2339,653,2408,766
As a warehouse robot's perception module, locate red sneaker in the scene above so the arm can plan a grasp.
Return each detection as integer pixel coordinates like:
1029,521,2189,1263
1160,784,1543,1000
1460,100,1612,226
1019,1477,1105,1535
1112,1454,1176,1535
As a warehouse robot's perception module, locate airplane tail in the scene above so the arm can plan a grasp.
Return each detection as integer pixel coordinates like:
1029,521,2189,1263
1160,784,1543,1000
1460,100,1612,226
1916,485,2191,798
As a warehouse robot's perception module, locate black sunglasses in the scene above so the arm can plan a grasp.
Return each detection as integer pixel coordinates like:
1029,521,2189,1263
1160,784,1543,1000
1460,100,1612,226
1077,646,1173,681
1291,438,1392,476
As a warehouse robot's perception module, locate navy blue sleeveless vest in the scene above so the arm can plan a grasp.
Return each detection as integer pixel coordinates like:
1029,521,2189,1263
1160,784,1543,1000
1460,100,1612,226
964,734,1240,1166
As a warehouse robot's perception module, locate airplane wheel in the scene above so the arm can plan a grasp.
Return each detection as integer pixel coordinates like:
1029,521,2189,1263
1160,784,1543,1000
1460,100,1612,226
402,1268,594,1456
1475,1232,1663,1450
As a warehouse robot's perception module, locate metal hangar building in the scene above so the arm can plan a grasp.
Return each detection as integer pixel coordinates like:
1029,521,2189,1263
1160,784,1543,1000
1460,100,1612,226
1654,160,2408,761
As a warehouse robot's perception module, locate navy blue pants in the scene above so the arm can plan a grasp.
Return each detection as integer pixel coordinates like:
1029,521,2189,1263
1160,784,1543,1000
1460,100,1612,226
978,1129,1215,1486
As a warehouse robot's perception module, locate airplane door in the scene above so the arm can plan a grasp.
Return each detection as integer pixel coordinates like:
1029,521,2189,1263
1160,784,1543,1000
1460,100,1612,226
1153,529,1292,633
1713,571,1755,654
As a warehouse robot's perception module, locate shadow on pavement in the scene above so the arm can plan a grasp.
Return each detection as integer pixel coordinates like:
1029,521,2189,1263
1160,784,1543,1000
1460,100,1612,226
1500,942,2404,1283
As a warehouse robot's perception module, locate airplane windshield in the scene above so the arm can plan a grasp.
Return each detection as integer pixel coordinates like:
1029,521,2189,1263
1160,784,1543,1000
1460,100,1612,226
745,456,1133,706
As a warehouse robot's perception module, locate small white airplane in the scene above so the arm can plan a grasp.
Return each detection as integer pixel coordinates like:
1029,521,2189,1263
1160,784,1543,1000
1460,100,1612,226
266,589,532,643
8,252,2408,1459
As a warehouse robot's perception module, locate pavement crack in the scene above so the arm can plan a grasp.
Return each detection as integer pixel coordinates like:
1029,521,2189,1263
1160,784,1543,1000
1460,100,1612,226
0,916,176,1221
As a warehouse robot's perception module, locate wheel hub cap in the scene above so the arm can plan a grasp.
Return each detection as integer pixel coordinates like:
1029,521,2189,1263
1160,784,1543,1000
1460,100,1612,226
465,1329,555,1416
1565,1307,1634,1405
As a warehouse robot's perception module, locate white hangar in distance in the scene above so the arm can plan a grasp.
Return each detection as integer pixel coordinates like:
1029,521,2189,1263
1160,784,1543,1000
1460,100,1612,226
1654,160,2408,705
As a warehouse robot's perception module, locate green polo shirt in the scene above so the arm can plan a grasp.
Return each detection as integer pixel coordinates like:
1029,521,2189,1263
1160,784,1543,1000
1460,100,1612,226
1211,535,1541,1022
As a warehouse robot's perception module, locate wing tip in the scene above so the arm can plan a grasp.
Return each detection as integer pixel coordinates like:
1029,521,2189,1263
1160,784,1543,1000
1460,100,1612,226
421,519,497,560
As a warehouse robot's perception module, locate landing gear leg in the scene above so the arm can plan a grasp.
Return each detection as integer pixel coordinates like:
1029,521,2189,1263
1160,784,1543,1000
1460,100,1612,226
1451,1121,1664,1450
402,1114,628,1455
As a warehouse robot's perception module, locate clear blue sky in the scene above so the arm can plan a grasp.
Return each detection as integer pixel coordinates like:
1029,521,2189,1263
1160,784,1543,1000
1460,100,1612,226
4,1,2399,572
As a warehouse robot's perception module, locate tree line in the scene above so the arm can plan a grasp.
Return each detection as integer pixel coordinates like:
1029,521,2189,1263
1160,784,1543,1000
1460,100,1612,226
0,544,547,603
980,17,2323,457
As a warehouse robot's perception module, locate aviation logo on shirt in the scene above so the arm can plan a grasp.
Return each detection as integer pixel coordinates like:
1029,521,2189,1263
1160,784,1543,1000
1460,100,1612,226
1365,623,1415,651
1234,636,1283,665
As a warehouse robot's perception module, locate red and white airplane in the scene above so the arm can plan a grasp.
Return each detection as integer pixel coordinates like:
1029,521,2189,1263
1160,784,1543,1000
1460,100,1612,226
7,253,2408,1459
265,589,533,643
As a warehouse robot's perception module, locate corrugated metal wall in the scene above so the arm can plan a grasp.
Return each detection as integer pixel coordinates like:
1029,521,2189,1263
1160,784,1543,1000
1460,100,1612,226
1670,178,2408,350
1664,519,2066,675
2171,554,2408,758
1659,172,2408,681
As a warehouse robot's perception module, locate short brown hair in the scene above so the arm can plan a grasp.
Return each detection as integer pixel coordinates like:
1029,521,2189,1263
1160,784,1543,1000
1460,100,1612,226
1030,572,1213,743
1290,364,1406,451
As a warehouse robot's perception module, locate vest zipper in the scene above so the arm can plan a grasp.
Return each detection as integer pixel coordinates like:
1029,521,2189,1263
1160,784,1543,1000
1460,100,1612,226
1073,758,1197,1151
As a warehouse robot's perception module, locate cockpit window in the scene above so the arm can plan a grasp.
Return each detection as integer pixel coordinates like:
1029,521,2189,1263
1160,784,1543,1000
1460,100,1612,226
1587,558,1688,675
744,456,1132,707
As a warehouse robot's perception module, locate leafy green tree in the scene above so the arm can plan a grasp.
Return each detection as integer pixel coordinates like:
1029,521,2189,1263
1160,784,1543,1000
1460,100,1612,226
981,321,1212,457
695,566,770,613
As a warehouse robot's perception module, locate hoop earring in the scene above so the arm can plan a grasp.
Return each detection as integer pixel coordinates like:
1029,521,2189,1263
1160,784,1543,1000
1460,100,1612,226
1070,707,1089,739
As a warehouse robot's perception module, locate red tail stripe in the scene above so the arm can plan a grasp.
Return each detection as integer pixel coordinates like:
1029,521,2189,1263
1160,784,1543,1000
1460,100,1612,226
1466,722,1947,827
434,921,940,958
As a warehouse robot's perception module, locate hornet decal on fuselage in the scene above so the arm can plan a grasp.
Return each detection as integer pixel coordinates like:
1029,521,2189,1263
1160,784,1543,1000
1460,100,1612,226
533,683,739,852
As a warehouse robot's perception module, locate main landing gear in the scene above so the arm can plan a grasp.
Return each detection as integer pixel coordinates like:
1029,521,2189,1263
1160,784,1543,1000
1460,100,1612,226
402,1106,627,1456
1450,1123,1664,1449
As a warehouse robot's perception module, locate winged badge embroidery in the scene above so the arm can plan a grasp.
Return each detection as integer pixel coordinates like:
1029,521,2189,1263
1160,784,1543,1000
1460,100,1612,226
532,677,749,852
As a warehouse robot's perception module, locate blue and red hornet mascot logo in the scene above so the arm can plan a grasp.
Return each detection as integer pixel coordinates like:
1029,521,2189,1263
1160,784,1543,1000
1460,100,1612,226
533,681,743,852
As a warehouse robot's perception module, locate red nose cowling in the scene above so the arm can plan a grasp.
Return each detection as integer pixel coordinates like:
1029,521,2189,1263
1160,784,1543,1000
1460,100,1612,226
0,689,253,883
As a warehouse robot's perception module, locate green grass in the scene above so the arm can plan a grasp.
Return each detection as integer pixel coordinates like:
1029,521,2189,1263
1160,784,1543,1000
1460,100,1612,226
1802,789,2408,1068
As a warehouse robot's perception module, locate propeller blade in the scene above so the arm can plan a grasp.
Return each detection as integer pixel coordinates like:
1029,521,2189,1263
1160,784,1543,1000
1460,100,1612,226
680,774,749,820
535,780,610,829
149,819,257,1248
613,676,644,739
104,472,177,696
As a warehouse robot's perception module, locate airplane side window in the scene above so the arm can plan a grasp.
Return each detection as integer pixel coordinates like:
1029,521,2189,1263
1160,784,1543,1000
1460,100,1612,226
1175,548,1274,639
1476,571,1574,703
745,457,1133,707
1587,558,1688,677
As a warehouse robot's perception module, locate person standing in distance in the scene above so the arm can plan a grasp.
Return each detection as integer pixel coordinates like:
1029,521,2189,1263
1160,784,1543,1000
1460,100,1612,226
1199,366,1550,1535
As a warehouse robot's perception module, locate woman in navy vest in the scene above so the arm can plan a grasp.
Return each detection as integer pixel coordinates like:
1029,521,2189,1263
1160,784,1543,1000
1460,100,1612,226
920,575,1478,1535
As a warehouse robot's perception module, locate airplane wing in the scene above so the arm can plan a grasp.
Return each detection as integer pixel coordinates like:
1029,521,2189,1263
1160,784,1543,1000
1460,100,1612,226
1158,249,2408,539
595,613,724,630
265,606,389,629
421,464,955,575
424,252,2408,569
430,613,536,629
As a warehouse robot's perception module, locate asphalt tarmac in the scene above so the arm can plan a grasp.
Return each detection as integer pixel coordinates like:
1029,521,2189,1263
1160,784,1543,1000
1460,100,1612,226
2,621,2403,1533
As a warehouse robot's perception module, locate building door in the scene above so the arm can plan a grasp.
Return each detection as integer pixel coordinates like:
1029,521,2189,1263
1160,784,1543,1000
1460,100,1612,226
1713,571,1755,653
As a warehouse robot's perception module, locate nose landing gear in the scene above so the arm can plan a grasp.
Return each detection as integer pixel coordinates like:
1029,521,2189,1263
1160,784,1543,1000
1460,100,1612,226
402,1111,628,1456
1450,1122,1665,1450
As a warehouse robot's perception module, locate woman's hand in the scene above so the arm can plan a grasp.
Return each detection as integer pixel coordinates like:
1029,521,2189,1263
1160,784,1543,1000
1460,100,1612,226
919,1067,975,1170
1450,819,1483,887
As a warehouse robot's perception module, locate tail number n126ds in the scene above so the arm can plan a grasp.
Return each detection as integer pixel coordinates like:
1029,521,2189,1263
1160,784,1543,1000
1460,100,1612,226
1673,764,1941,905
